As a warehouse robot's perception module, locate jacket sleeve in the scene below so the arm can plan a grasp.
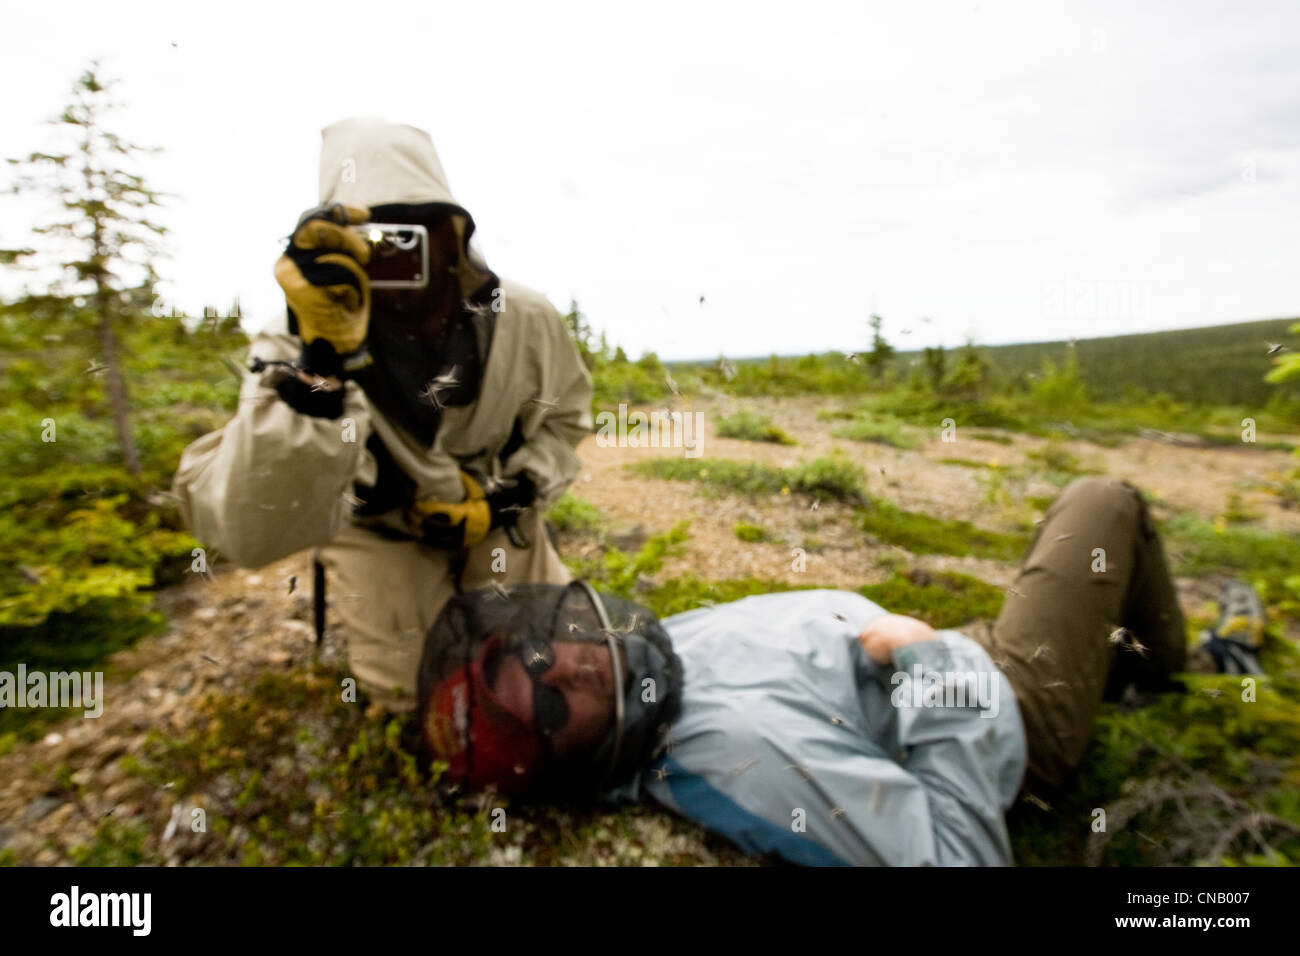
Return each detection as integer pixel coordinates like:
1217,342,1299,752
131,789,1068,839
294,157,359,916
646,683,1024,866
172,325,373,569
879,633,1027,865
499,300,593,505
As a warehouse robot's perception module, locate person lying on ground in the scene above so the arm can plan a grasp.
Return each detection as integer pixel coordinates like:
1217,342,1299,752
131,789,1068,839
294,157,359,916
414,476,1267,866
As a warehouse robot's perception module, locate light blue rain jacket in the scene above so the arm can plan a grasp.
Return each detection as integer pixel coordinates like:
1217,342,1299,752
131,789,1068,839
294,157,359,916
636,590,1027,866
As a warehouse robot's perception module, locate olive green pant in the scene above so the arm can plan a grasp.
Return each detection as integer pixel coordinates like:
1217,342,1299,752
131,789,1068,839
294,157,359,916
318,508,572,712
962,476,1186,793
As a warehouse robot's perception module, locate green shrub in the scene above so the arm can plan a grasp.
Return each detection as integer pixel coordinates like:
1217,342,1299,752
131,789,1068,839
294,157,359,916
0,306,234,706
1221,492,1262,526
856,499,1028,561
633,458,784,498
968,431,1015,445
699,351,872,397
865,391,1028,432
715,407,796,445
591,361,675,409
859,570,1005,629
633,453,1023,560
832,413,918,449
784,450,869,504
634,452,868,506
565,523,691,599
815,406,856,422
1164,513,1300,581
545,492,604,537
1023,438,1100,485
642,575,805,617
1011,661,1300,865
0,485,193,629
1029,350,1090,415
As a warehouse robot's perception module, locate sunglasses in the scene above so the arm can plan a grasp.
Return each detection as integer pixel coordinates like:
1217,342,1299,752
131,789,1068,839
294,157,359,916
516,637,569,741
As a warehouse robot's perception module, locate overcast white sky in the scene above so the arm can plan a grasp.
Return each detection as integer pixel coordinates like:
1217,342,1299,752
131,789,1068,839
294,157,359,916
3,0,1298,360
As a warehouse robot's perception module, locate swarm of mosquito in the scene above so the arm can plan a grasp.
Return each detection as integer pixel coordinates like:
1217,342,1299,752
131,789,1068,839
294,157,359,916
418,365,461,409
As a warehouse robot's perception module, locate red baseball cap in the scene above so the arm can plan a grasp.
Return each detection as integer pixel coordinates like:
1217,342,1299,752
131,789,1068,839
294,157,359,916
422,634,541,794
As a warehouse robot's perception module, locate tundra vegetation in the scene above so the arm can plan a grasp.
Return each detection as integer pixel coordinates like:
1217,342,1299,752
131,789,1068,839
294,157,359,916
2,68,1299,867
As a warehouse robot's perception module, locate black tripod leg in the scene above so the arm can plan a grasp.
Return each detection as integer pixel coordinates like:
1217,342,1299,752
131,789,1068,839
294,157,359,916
313,553,327,648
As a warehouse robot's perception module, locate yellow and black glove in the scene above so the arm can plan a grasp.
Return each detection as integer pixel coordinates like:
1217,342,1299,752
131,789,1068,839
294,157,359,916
409,471,537,549
273,203,373,377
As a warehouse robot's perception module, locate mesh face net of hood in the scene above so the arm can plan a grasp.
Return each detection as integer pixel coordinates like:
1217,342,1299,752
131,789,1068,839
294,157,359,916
416,582,683,799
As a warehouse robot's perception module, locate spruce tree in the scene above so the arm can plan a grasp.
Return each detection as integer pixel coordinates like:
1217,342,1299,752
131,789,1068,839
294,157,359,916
867,313,894,378
7,62,168,475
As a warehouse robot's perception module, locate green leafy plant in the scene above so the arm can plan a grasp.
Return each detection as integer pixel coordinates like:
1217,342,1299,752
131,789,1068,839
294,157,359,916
636,451,867,505
859,569,1005,630
832,413,918,449
715,407,796,445
545,492,604,537
855,497,1027,562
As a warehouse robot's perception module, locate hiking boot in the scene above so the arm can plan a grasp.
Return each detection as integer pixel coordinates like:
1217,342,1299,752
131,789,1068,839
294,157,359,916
1195,578,1266,675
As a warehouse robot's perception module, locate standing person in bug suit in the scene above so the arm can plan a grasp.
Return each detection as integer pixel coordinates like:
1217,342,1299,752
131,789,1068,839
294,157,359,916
174,118,593,712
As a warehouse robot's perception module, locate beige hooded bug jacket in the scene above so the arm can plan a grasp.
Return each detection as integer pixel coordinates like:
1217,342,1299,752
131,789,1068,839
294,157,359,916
173,118,592,708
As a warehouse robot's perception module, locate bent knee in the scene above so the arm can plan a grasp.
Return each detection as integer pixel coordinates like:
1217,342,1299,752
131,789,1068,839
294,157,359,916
1057,475,1143,518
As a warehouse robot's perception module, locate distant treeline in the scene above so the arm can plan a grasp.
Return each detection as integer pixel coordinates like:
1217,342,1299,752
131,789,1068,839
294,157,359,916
947,318,1297,406
672,317,1298,408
